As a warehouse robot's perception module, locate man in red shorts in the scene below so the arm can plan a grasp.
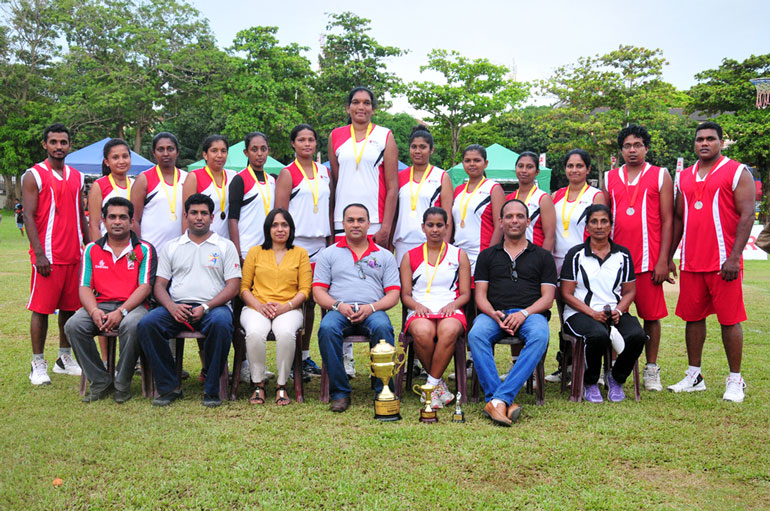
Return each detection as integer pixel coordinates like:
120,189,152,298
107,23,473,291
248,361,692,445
22,123,90,385
668,122,755,402
604,125,674,391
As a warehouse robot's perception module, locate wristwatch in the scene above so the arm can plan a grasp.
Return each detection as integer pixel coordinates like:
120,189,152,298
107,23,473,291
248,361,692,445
201,303,210,314
520,309,529,319
332,300,342,312
119,307,128,318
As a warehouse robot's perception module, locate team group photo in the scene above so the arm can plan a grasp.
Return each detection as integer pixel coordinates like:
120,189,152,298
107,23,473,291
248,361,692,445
1,0,769,509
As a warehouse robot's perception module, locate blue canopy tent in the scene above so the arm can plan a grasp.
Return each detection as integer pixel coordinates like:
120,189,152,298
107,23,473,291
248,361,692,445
65,138,156,176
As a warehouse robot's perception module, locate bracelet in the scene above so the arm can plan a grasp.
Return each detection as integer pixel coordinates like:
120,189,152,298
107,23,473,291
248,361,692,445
369,304,376,313
288,300,294,310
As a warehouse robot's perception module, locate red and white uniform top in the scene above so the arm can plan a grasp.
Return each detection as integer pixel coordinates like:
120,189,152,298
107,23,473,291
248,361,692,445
406,243,463,320
139,167,187,254
191,167,236,239
284,161,331,241
451,179,501,271
394,165,446,246
331,124,392,225
24,160,84,265
606,163,667,273
677,156,746,272
93,174,134,236
505,187,550,247
552,185,603,272
229,167,276,257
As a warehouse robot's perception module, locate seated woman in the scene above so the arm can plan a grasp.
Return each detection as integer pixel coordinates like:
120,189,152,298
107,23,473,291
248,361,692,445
400,207,471,409
559,204,646,403
240,208,312,405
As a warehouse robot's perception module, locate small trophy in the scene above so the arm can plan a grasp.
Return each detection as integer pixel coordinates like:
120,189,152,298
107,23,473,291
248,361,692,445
412,383,438,423
451,392,465,423
367,340,406,422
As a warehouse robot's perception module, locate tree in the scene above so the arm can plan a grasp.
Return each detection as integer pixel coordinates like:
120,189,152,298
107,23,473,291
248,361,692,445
405,49,529,167
313,11,405,151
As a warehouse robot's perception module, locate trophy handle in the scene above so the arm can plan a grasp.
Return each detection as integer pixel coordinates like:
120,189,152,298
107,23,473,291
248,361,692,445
412,384,423,397
365,358,374,378
393,346,406,375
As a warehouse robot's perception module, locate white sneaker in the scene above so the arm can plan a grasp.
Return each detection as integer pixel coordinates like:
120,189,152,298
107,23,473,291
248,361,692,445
723,376,746,402
240,359,251,383
343,354,356,378
53,353,82,376
448,360,473,381
545,366,571,383
667,371,706,393
29,359,52,385
643,364,663,391
437,380,455,406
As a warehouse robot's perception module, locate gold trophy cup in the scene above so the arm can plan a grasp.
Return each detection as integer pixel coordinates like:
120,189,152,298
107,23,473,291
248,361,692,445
367,339,406,421
412,383,438,423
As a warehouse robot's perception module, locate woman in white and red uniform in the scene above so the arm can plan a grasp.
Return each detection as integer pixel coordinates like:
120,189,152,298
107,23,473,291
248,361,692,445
88,138,134,241
400,207,471,409
275,124,332,378
131,132,187,254
393,125,454,265
505,151,556,251
451,144,504,274
328,86,398,247
183,135,235,239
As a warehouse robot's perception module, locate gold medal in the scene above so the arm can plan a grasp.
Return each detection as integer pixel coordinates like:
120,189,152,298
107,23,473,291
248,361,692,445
460,220,465,228
170,213,177,221
314,205,319,214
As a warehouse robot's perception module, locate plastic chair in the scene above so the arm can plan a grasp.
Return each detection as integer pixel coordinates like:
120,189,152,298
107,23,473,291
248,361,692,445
79,331,153,398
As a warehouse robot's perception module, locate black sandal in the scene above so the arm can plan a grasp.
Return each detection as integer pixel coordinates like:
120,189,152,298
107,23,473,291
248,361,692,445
249,384,266,405
275,385,290,406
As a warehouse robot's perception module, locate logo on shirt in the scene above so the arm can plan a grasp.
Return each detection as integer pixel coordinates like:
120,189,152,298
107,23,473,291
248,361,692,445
208,252,220,265
126,259,135,270
362,257,381,269
95,259,108,269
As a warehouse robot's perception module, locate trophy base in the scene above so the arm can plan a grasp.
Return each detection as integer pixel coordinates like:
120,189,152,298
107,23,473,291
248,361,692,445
451,412,465,423
419,409,438,423
374,398,402,422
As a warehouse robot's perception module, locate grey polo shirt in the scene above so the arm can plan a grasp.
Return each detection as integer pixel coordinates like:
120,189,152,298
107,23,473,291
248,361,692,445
157,231,241,304
312,237,400,304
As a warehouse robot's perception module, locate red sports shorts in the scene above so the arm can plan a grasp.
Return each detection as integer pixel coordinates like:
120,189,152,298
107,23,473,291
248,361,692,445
675,270,746,325
633,271,668,321
27,263,81,314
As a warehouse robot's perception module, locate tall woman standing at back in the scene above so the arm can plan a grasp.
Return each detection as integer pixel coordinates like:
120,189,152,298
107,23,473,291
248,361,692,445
183,135,234,239
328,87,398,378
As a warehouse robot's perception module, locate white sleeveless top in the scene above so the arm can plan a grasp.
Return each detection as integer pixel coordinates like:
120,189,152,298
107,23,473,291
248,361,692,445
405,243,463,320
140,167,187,253
552,185,602,272
394,165,446,245
451,179,500,272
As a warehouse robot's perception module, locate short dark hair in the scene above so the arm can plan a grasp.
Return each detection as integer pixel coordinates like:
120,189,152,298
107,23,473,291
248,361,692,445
422,206,447,224
585,203,612,225
501,198,528,218
695,121,723,140
516,151,539,168
102,197,134,220
289,124,318,143
202,134,228,154
346,86,376,108
42,123,70,143
409,125,434,150
617,124,651,149
343,203,370,220
101,138,131,176
184,193,214,214
261,208,295,250
152,132,179,152
564,148,591,168
244,132,269,148
462,144,487,160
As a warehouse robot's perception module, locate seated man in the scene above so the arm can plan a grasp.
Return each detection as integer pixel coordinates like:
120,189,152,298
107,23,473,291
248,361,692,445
468,199,557,426
65,197,156,403
138,194,241,407
313,203,400,413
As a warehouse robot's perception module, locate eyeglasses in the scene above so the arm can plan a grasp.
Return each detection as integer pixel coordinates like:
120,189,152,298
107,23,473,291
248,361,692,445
510,260,518,282
622,143,645,150
355,261,366,280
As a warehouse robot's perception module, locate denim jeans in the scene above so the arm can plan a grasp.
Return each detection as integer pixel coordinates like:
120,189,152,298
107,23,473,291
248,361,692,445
317,310,394,401
468,310,549,404
137,305,233,396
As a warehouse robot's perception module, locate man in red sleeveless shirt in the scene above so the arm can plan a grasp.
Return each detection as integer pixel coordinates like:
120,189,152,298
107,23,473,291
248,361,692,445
604,125,674,391
668,122,755,402
22,124,90,385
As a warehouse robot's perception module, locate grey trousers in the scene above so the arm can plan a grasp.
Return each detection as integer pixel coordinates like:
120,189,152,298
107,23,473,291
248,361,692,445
65,302,147,393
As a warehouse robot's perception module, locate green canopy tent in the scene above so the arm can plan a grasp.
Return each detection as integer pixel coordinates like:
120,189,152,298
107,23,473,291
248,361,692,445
187,141,285,175
448,143,551,193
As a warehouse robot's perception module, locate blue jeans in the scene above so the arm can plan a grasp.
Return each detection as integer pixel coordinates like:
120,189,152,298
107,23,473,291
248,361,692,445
137,305,233,396
468,310,549,404
317,310,394,401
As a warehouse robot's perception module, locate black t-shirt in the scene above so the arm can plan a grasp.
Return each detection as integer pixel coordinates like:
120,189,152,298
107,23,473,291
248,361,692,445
474,240,558,315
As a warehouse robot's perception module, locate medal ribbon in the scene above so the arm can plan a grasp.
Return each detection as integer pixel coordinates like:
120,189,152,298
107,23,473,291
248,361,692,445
293,159,319,210
459,178,487,225
422,242,446,294
693,156,723,206
205,166,227,216
410,165,432,212
561,183,589,234
108,173,131,200
155,166,179,218
515,184,537,205
622,163,649,210
248,165,271,215
350,123,373,169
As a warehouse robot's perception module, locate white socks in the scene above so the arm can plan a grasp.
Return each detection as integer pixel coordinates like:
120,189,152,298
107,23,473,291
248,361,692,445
427,375,441,386
491,398,506,408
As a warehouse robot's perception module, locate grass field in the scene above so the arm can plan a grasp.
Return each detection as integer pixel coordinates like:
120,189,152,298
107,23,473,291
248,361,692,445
1,209,769,510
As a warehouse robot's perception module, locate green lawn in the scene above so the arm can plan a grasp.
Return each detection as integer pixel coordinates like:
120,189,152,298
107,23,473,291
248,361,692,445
1,209,769,510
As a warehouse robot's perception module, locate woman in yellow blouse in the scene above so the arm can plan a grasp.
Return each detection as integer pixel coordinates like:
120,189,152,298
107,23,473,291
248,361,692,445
240,208,312,405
